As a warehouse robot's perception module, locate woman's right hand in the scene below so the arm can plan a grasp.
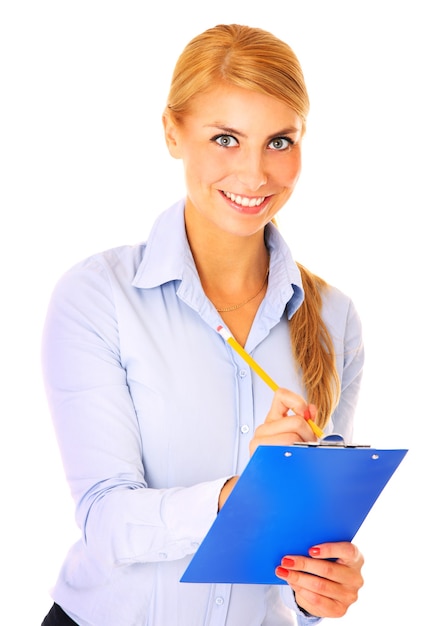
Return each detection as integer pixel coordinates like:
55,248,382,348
249,388,317,456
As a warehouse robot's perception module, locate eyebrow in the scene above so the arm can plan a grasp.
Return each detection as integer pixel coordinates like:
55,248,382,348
205,124,301,140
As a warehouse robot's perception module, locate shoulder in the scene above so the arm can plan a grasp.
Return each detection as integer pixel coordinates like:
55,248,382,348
53,243,147,295
298,263,362,340
321,282,363,349
47,200,188,304
299,263,358,316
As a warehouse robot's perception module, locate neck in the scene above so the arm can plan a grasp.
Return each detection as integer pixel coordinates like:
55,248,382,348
191,237,268,291
186,216,268,282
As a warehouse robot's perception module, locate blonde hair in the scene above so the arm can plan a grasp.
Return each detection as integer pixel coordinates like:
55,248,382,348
166,24,340,426
294,264,341,427
166,24,309,132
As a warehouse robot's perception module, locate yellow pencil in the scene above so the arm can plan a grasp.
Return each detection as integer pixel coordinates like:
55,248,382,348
217,325,324,439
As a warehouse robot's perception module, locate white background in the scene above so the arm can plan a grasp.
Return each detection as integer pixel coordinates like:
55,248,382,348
1,1,430,624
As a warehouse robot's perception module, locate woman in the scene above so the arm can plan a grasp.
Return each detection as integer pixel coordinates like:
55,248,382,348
41,24,364,625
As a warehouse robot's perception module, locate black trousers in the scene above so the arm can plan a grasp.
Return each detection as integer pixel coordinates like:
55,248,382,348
42,603,79,625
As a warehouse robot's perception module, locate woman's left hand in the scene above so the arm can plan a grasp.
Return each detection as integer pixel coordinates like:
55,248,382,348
275,541,364,618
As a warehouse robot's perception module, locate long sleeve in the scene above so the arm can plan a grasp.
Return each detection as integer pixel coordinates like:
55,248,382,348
42,257,229,568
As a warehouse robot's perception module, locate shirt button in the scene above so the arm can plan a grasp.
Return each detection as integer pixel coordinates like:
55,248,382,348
239,369,247,378
215,597,224,606
158,552,168,560
240,424,250,434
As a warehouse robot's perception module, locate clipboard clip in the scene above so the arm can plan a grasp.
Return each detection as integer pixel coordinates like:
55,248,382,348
294,434,371,448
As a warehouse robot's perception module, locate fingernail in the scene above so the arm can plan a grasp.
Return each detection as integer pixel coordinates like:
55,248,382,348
309,547,320,556
275,566,289,578
281,557,295,567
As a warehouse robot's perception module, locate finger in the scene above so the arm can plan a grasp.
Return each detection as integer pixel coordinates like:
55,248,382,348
275,557,362,618
254,413,315,444
250,418,314,456
277,555,351,586
307,403,318,422
275,567,352,618
277,547,364,587
257,413,311,435
308,542,364,568
293,586,349,620
265,388,309,423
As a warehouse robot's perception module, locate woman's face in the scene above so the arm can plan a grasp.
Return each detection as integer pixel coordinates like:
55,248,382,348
164,83,303,239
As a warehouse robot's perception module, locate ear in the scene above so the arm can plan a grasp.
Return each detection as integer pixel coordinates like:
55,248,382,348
162,110,182,159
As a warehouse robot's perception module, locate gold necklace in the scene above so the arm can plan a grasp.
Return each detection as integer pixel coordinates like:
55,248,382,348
215,266,270,312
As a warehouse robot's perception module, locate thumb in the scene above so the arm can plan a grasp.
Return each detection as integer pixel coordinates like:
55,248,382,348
266,387,309,423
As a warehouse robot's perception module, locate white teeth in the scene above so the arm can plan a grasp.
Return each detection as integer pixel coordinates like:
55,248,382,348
224,191,266,207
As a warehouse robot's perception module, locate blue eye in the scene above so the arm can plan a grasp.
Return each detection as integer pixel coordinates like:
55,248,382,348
268,137,293,150
212,134,239,147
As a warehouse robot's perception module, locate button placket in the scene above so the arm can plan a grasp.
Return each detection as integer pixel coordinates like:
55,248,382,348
233,356,255,471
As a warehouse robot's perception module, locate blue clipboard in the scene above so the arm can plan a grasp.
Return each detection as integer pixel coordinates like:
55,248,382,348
181,444,408,584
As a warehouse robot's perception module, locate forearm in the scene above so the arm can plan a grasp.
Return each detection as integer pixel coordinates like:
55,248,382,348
83,477,230,567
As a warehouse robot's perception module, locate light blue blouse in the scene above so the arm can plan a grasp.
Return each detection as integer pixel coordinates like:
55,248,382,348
42,199,364,626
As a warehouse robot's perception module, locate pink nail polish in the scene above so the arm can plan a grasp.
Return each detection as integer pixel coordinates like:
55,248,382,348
281,557,295,567
309,547,320,556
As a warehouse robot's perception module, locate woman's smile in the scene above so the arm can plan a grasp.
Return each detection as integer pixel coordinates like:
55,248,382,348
220,190,269,212
163,83,303,237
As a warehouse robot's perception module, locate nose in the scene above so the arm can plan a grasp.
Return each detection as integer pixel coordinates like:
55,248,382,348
236,150,267,191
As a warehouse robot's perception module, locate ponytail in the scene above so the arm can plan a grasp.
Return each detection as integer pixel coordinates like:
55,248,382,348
290,264,341,427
